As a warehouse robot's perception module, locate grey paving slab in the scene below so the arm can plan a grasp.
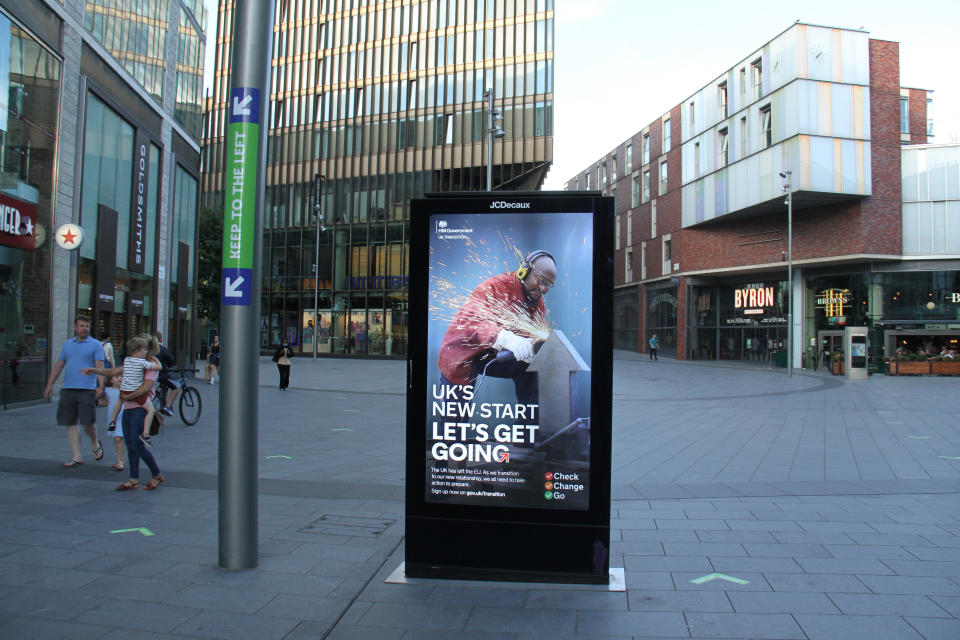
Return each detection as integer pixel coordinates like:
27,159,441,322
794,613,925,640
727,591,841,614
685,612,806,639
763,573,871,593
828,592,950,617
464,606,578,635
905,617,960,640
626,589,734,612
856,575,960,596
575,610,689,637
526,589,628,610
881,559,960,577
0,617,111,640
929,595,960,617
172,609,300,640
358,602,471,631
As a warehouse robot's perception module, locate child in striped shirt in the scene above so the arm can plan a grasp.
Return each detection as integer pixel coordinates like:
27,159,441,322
83,336,161,446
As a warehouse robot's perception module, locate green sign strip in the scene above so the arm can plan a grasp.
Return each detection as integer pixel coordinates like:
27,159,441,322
222,121,259,270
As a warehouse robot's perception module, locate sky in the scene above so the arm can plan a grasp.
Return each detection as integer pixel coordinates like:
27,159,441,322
202,0,960,191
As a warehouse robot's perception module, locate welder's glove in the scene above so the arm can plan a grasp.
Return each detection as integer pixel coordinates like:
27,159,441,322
493,329,535,363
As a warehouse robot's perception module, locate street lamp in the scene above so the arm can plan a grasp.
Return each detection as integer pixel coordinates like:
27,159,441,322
312,173,325,363
484,88,505,191
780,170,793,379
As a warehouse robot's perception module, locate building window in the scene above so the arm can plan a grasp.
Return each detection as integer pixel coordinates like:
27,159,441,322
759,105,771,148
642,133,650,165
625,247,633,282
659,159,668,194
663,117,671,152
631,175,640,207
718,127,729,167
900,97,909,133
625,144,632,170
688,101,695,134
739,67,746,101
641,242,647,280
663,238,671,260
615,214,621,249
586,171,591,189
651,200,657,237
694,141,700,176
718,81,728,118
739,116,747,157
599,164,605,186
751,57,763,100
642,170,650,203
610,155,617,182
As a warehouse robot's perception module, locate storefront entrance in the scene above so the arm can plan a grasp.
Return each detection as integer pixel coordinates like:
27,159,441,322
817,330,845,372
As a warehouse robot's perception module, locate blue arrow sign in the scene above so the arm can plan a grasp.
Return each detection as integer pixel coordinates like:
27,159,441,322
230,87,260,124
222,267,253,306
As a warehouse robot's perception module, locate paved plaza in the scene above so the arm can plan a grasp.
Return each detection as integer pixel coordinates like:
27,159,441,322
1,352,958,639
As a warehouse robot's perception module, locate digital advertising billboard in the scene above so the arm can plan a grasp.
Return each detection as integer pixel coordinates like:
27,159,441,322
405,192,613,584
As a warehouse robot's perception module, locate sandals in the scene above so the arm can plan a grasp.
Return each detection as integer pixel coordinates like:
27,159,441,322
63,459,83,468
94,440,104,461
145,474,164,490
115,480,139,491
112,463,125,472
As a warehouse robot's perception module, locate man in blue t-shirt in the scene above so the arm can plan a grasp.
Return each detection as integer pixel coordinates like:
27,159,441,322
44,316,106,467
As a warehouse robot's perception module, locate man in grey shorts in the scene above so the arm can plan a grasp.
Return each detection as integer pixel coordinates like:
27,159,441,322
44,316,106,467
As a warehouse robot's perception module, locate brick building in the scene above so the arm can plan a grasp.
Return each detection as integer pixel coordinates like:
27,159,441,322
566,23,959,370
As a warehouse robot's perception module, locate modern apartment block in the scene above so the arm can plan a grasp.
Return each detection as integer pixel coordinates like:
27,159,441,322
201,0,555,356
567,23,957,369
0,0,205,407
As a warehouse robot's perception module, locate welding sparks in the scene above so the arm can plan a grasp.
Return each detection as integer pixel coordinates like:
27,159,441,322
430,276,551,341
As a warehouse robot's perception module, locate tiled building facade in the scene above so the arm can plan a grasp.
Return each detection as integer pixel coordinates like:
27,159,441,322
567,23,958,370
201,0,555,356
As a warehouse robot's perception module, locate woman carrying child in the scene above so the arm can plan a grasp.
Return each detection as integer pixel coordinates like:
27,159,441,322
82,334,166,490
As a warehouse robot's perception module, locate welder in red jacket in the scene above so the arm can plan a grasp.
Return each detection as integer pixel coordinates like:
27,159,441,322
437,250,557,405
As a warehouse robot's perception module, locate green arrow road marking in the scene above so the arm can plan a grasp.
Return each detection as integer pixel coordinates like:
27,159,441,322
332,428,353,431
690,573,750,585
266,455,292,459
940,456,960,460
908,436,930,439
110,527,154,537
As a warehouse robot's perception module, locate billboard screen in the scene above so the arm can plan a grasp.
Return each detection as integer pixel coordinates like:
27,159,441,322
425,209,594,510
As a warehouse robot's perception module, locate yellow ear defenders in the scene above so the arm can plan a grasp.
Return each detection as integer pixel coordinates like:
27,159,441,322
516,250,555,281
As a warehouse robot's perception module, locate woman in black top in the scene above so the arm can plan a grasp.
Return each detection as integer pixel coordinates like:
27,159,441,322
272,339,293,390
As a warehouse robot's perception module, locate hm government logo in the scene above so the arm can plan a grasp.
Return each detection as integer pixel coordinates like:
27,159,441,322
435,218,472,240
489,200,531,209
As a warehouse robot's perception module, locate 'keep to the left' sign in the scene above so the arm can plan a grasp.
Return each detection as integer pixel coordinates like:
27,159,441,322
222,87,260,307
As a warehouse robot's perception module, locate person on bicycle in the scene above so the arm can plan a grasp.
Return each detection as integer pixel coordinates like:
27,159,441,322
154,332,180,417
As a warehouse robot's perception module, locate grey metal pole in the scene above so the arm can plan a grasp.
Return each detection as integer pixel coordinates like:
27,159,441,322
312,173,323,363
218,0,275,570
485,88,493,191
784,171,793,379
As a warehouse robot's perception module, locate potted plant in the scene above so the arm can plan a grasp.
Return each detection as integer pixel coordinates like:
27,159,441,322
930,356,960,376
831,350,844,375
897,352,930,375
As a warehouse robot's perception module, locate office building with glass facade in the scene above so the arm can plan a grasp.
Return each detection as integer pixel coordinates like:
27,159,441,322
0,0,205,407
567,23,957,371
201,0,554,356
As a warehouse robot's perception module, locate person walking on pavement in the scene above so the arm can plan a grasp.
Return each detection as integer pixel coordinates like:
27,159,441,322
43,315,106,467
649,333,659,361
206,335,220,384
111,334,165,490
273,339,293,390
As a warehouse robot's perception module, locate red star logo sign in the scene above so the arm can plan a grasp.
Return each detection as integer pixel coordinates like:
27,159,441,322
61,228,78,245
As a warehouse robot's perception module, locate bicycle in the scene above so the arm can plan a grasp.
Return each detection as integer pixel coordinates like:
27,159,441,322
152,368,203,426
